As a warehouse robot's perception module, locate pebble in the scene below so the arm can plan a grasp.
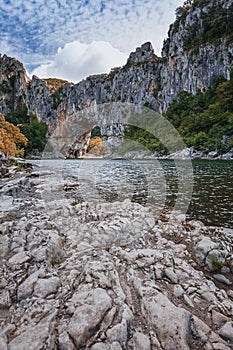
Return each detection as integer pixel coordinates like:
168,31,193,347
213,274,232,286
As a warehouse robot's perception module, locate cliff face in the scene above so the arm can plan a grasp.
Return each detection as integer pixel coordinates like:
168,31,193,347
160,0,233,110
0,0,233,131
0,55,28,115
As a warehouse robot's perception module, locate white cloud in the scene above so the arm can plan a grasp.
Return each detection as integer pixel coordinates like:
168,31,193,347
31,41,128,83
0,0,184,75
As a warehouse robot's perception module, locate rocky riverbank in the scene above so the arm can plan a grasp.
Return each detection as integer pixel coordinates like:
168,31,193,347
104,146,233,161
163,148,233,161
0,161,233,349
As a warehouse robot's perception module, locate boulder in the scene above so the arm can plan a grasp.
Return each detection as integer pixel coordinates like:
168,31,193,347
68,288,112,348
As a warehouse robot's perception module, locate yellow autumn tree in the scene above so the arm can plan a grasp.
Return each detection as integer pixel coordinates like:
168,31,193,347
88,137,106,156
0,114,28,157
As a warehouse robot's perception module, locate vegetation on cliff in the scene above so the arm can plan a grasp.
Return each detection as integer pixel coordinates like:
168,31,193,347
0,113,28,157
183,1,233,51
5,105,47,156
43,78,70,90
125,75,233,153
164,0,233,55
88,136,107,156
165,75,233,152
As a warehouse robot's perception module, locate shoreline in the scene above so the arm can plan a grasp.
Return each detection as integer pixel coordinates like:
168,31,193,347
0,161,233,348
19,145,233,161
26,155,233,161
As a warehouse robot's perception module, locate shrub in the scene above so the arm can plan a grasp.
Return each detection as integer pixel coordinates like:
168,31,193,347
5,107,47,156
0,113,28,157
88,137,106,156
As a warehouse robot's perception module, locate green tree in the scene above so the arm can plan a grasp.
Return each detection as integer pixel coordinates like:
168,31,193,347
164,76,233,152
5,106,48,156
20,116,47,155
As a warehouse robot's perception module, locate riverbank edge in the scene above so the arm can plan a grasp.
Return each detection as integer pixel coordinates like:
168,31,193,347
0,156,233,349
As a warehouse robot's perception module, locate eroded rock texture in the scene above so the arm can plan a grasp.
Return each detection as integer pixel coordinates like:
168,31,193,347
0,165,232,349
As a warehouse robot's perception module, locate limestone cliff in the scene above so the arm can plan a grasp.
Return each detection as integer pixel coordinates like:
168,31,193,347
0,0,233,130
0,54,28,115
160,0,233,110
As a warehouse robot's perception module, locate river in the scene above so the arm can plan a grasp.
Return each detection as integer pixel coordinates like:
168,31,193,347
34,159,233,228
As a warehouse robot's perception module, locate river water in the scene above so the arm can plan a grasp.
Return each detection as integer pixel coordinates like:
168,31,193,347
35,159,233,228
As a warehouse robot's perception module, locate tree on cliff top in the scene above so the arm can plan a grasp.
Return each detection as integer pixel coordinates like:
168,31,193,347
0,114,28,157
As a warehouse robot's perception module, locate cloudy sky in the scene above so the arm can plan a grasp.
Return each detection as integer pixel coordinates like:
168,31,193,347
0,0,183,83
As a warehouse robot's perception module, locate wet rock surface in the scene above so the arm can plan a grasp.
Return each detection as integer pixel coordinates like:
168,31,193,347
0,166,233,349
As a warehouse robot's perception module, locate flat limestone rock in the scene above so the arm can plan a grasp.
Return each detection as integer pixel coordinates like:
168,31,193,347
128,331,151,350
195,236,218,265
33,276,60,298
213,274,232,286
219,322,233,341
9,313,56,350
17,271,39,300
68,288,112,348
141,290,191,350
8,251,30,265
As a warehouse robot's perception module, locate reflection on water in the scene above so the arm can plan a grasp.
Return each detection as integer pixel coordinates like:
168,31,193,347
94,162,149,205
66,159,167,215
35,159,233,228
188,160,233,228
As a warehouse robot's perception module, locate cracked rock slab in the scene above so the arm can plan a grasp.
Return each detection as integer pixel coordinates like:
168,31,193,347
67,288,112,348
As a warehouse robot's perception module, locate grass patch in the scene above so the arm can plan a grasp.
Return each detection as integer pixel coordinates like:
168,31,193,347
210,256,225,271
50,258,62,266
